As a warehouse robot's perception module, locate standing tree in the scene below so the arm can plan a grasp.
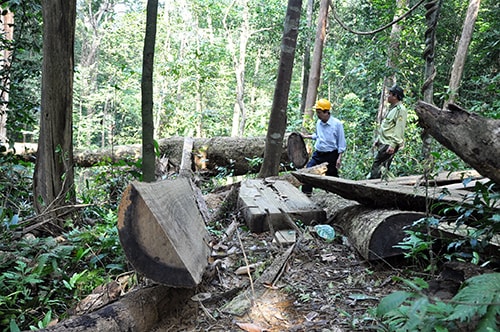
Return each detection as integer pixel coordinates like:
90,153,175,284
258,0,302,178
33,0,77,223
420,0,442,160
0,9,13,144
444,0,481,108
299,0,314,115
303,0,329,124
375,0,407,124
141,0,158,182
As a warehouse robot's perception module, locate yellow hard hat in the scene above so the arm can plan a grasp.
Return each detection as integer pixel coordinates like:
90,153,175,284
314,99,331,111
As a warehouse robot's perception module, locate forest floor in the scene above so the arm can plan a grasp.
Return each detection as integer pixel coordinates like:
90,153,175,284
147,189,419,332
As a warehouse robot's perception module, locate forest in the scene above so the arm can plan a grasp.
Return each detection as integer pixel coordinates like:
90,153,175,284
0,0,499,331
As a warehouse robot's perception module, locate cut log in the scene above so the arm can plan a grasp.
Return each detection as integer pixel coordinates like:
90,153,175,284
7,135,307,177
287,132,308,169
333,204,427,260
291,172,491,213
415,101,500,185
38,286,193,332
117,178,211,287
179,136,194,177
363,169,483,187
238,179,326,233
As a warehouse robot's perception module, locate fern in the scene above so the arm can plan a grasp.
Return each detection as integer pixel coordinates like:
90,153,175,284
447,273,500,331
374,273,500,332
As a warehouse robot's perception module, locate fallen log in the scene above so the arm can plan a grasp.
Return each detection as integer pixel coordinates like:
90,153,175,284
363,169,482,187
6,135,301,176
117,178,211,287
38,286,193,332
291,172,474,213
415,101,500,185
333,204,427,260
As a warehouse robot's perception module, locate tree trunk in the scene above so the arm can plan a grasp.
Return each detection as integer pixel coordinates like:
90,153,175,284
299,0,314,115
224,0,250,137
0,9,13,143
258,0,302,178
375,0,406,124
38,286,193,332
334,205,427,260
444,0,481,108
141,0,158,182
303,0,328,123
34,0,76,220
415,101,500,185
420,0,443,160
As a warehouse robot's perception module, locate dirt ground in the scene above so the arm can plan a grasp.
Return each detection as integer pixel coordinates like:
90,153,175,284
149,189,410,332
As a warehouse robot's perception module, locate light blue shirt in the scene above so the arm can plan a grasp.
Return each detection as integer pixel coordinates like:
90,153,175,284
312,116,346,153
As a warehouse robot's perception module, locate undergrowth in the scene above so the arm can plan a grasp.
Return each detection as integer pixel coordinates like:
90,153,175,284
0,156,132,331
372,179,500,331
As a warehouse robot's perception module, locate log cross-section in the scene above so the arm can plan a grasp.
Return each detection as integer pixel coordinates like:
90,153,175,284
117,178,211,287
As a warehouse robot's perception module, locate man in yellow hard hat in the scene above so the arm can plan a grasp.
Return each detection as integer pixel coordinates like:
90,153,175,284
301,98,347,196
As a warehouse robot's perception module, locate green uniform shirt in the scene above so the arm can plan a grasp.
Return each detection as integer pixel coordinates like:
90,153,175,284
378,102,407,149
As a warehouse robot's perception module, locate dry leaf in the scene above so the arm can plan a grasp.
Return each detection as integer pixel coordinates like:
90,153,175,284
235,322,268,332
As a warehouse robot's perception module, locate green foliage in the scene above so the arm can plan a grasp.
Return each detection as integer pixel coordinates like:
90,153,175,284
0,155,131,331
374,274,500,332
0,210,126,331
438,181,500,262
0,154,35,229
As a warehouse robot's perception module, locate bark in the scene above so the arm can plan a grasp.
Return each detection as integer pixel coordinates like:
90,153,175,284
258,0,302,178
334,205,427,260
415,101,500,185
39,285,193,332
299,0,314,115
303,0,328,123
0,9,13,143
224,0,251,137
141,0,158,182
444,0,481,108
376,0,406,124
421,0,442,159
34,0,76,218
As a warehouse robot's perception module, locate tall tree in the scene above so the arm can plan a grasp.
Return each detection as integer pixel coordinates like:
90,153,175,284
224,0,251,137
303,0,329,124
0,9,13,143
34,0,77,220
444,0,481,108
421,0,442,159
299,0,314,115
376,0,407,124
141,0,158,182
258,0,302,178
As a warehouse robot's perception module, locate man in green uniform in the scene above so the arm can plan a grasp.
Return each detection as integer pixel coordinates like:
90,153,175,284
368,85,407,179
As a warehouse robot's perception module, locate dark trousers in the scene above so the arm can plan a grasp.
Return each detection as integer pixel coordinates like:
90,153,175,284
301,150,339,195
369,144,399,179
